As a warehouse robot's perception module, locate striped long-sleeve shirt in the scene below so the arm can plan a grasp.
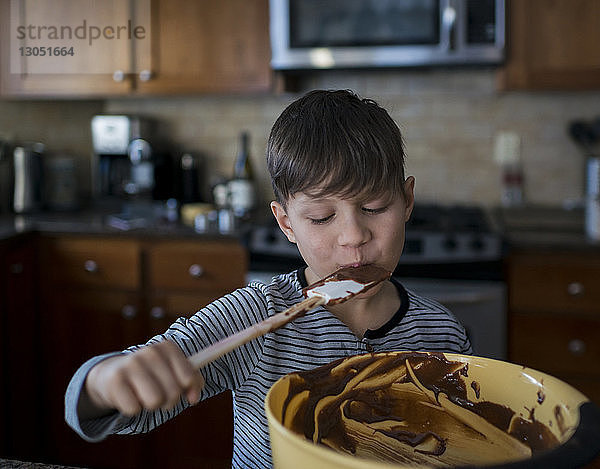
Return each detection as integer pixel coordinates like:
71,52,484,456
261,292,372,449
65,269,472,468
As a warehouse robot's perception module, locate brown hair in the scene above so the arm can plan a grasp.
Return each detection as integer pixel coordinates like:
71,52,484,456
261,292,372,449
266,89,406,208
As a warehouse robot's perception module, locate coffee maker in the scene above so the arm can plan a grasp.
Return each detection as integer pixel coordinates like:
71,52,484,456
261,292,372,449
91,115,173,202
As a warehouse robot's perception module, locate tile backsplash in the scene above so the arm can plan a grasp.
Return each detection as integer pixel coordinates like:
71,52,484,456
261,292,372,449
1,69,599,210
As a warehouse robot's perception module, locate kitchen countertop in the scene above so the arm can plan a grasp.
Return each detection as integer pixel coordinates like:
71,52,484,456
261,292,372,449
2,205,600,253
493,205,600,252
0,209,245,243
0,459,85,469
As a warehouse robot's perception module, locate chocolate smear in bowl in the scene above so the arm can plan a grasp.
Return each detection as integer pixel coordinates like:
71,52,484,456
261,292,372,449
282,352,560,467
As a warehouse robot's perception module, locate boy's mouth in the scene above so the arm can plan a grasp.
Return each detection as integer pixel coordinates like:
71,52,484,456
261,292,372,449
339,262,370,269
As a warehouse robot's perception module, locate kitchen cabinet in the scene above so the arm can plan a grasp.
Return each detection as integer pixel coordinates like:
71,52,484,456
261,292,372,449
134,0,271,96
37,234,247,469
507,250,600,405
499,0,600,90
0,0,133,96
0,0,271,97
0,234,41,463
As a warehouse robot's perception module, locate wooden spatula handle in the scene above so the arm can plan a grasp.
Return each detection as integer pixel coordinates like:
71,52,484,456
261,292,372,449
188,295,325,370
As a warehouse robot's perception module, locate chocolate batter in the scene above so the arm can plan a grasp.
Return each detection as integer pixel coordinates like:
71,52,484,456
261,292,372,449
281,352,560,467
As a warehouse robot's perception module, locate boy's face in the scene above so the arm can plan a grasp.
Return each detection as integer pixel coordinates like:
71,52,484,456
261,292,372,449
271,177,415,285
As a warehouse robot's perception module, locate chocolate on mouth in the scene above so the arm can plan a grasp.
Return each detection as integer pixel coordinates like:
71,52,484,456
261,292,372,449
279,352,561,467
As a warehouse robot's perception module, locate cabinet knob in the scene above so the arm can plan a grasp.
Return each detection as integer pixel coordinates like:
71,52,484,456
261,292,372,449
567,339,586,356
84,259,99,273
10,263,24,274
150,306,166,320
188,264,204,278
113,70,125,82
567,282,584,297
139,70,152,82
121,304,137,319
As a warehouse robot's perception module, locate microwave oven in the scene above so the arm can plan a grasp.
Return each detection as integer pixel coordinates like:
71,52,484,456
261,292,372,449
269,0,505,70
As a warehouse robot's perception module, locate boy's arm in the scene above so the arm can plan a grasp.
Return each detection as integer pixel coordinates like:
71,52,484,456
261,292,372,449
65,352,125,442
65,341,204,441
83,341,203,417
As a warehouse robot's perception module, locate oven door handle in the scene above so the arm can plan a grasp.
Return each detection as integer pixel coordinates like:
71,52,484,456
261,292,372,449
431,291,502,305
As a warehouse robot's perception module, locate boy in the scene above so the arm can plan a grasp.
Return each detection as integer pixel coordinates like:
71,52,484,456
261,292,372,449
65,89,472,468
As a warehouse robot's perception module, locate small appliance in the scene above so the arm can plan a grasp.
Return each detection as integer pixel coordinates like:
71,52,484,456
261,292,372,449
91,115,174,202
12,142,45,214
270,0,505,70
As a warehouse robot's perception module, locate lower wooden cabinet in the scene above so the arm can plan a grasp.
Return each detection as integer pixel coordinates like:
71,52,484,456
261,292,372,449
36,234,247,469
507,250,600,405
0,234,41,462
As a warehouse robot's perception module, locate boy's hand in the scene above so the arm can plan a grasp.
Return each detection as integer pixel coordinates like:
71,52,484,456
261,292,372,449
85,340,205,417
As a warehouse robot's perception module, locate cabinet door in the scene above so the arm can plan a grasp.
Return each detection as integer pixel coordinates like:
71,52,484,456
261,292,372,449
500,0,600,90
0,237,41,461
135,0,271,94
147,239,247,293
148,391,234,469
0,0,134,97
144,239,245,468
41,288,149,469
508,251,600,315
40,236,141,289
38,236,148,468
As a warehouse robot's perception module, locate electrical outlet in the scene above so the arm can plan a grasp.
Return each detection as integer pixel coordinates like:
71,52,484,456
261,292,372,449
493,131,521,166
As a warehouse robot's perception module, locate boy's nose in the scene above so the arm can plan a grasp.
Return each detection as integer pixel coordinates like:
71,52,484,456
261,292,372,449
337,215,371,248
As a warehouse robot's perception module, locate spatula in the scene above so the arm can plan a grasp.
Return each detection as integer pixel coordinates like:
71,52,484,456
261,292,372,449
188,264,391,370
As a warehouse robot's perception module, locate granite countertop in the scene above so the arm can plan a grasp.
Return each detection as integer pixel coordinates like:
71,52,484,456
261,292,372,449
0,459,85,469
0,208,244,243
3,204,600,253
493,205,600,252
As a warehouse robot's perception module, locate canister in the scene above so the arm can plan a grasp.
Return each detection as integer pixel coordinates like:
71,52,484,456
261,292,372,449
46,156,78,211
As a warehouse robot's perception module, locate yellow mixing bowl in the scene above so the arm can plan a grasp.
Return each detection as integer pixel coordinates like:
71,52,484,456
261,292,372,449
265,351,600,468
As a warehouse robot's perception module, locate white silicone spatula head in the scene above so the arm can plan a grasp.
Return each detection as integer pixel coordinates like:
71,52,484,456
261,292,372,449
303,265,392,305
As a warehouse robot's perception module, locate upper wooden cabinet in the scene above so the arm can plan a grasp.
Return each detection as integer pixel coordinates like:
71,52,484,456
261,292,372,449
499,0,600,90
136,0,271,95
0,0,271,97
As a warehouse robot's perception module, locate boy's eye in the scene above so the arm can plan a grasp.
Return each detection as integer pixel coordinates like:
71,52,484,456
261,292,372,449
309,214,334,224
362,205,388,214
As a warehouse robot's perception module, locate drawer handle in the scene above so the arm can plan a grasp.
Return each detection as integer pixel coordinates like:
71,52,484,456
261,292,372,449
139,69,152,82
113,70,125,82
188,264,204,278
84,260,99,274
150,306,166,320
567,282,584,297
567,339,586,356
121,304,137,320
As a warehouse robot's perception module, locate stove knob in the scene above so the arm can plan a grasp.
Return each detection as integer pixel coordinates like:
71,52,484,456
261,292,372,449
442,237,457,251
470,237,485,252
264,229,278,244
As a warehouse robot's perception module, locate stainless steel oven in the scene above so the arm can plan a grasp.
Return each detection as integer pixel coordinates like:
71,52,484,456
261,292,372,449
246,204,507,360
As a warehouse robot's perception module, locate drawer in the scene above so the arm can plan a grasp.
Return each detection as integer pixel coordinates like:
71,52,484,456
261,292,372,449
147,240,247,292
146,292,230,336
40,237,140,289
509,313,600,376
508,252,600,314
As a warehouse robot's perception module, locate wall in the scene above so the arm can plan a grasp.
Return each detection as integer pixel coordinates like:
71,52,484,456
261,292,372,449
1,69,599,211
0,99,103,205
